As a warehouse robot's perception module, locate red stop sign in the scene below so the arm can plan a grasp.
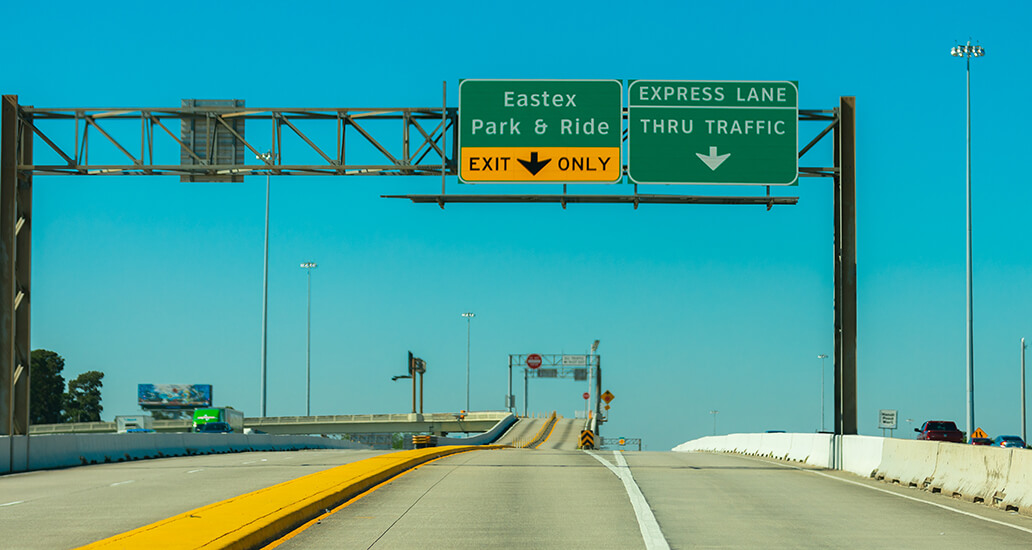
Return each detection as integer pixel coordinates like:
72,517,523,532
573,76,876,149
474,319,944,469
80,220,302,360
583,392,590,400
526,354,542,369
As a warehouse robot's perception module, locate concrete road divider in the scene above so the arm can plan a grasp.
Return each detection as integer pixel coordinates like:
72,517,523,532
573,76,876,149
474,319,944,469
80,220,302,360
840,435,884,478
1002,449,1032,512
676,432,1032,518
874,438,939,489
1,433,370,474
80,445,503,549
673,433,834,469
932,443,1011,503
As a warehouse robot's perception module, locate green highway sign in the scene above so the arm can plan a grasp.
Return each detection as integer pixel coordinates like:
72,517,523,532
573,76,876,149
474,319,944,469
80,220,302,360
627,80,798,185
459,79,623,183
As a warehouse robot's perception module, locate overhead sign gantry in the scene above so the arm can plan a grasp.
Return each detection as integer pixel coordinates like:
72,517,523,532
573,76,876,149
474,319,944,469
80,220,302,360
0,89,855,449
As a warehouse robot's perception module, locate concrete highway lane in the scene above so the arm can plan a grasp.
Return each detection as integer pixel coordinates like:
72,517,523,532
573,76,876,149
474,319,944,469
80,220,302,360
537,418,582,450
273,448,647,549
0,448,388,549
275,449,1032,549
625,451,1032,549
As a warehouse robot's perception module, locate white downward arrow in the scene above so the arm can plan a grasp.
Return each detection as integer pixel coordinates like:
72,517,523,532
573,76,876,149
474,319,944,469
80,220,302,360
696,146,730,171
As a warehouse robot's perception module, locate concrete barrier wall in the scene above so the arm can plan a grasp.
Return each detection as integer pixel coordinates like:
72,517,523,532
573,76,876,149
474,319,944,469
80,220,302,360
1003,450,1032,512
931,443,1011,502
437,413,517,446
1,433,369,474
874,438,940,488
672,433,833,469
674,433,1032,517
840,435,884,478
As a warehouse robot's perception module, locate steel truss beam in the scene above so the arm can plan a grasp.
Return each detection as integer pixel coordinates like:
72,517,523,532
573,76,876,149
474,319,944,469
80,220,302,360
17,105,456,177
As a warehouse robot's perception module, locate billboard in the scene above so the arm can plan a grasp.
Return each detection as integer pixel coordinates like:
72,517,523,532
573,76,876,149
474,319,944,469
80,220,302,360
138,384,212,409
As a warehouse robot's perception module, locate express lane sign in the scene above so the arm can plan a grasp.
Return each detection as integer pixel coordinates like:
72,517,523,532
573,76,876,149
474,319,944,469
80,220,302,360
627,80,798,185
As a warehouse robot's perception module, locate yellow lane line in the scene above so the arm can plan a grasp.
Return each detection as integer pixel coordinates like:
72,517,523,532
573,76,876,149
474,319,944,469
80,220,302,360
263,448,492,548
78,445,503,550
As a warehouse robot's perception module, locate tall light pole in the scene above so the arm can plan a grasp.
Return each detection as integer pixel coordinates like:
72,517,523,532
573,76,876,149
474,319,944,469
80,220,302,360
462,312,474,411
951,39,984,439
301,262,317,416
257,151,274,417
817,354,828,432
1022,338,1027,444
590,339,600,422
710,410,719,436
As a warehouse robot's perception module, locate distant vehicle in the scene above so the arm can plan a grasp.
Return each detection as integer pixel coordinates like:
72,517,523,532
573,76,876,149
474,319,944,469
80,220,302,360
992,435,1026,448
115,415,154,433
969,437,993,446
915,420,964,443
765,430,786,433
192,407,244,433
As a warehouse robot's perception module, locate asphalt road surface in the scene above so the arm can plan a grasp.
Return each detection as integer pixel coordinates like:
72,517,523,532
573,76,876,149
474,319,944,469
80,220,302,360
273,449,1032,549
6,447,1032,549
0,448,387,549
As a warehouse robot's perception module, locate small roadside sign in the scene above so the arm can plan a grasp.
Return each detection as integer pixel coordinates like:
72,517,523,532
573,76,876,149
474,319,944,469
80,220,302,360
972,427,989,439
526,354,542,369
601,390,615,404
878,409,898,430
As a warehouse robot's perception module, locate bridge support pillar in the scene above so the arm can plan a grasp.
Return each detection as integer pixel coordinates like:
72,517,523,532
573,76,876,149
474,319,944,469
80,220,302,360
0,95,31,436
833,96,857,436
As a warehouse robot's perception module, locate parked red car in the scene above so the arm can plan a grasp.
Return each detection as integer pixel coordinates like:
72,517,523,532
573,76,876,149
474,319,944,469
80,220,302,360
915,420,964,442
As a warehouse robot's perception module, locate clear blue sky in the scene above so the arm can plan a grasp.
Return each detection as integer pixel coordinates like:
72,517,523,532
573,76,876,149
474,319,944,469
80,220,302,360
4,1,1030,450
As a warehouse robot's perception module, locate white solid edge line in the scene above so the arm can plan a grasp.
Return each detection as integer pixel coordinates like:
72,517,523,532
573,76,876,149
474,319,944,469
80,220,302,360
745,455,1032,536
586,450,671,550
109,480,135,487
0,501,24,507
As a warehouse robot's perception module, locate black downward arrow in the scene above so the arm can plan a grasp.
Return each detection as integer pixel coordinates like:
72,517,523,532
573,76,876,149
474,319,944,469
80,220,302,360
518,152,551,176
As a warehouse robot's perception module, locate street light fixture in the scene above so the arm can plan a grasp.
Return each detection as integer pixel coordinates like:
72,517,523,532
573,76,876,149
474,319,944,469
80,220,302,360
951,39,985,439
817,354,828,432
257,151,275,417
301,261,317,416
462,312,475,411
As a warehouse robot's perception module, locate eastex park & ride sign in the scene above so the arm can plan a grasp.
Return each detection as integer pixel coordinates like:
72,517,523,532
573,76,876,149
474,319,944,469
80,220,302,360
628,80,798,185
459,79,623,183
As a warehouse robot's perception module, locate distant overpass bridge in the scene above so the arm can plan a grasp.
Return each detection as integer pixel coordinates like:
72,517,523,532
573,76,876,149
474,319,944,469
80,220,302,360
27,411,512,436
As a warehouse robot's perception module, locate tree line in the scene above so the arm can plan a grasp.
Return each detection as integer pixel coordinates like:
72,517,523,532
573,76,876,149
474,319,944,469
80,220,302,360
30,349,105,424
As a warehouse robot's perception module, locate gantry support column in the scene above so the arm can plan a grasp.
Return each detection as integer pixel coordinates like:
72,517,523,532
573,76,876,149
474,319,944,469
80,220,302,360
1,95,31,435
834,96,857,436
